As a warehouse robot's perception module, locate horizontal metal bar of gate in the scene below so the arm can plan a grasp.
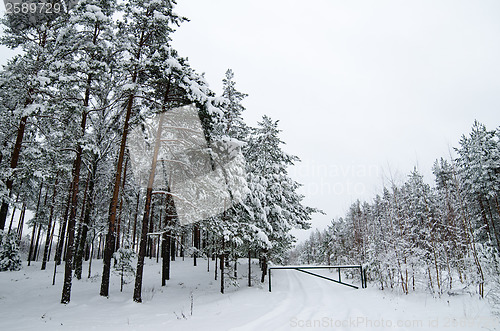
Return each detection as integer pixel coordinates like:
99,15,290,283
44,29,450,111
268,265,366,292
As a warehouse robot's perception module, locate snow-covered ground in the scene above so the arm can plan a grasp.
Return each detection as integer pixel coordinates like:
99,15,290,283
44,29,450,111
0,258,498,331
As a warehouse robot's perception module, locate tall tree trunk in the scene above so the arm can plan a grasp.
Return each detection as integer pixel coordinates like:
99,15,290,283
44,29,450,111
42,173,60,270
214,252,218,281
61,108,88,304
47,217,56,263
7,189,22,234
0,116,28,230
193,224,200,266
115,155,129,252
162,231,170,286
55,183,73,265
33,223,43,261
28,224,37,267
28,180,44,265
16,202,26,241
101,94,133,297
133,107,166,303
248,250,251,287
162,187,176,285
147,201,155,258
220,237,225,294
132,192,140,251
75,161,97,279
73,171,90,269
170,233,176,261
101,26,147,298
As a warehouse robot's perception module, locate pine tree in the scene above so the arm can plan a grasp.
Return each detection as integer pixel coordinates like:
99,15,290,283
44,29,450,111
0,230,22,271
245,116,316,268
113,246,136,292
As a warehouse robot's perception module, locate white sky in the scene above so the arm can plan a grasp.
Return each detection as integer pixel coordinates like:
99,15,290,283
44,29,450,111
1,1,500,241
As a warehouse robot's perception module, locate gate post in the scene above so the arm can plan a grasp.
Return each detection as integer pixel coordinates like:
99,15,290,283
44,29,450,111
268,268,272,292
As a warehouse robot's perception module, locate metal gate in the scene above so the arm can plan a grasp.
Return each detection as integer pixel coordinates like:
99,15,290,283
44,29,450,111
268,265,367,292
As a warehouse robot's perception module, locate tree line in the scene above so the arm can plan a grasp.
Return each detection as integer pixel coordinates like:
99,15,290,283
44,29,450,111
290,121,500,299
0,0,317,303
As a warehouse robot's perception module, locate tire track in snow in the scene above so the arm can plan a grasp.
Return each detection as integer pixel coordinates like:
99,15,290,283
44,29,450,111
230,270,306,331
231,269,357,331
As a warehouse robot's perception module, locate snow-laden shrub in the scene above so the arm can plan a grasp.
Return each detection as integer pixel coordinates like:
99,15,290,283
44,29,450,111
0,230,22,271
113,246,136,291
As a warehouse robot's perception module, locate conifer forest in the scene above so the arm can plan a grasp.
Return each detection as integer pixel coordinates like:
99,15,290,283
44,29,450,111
0,1,499,330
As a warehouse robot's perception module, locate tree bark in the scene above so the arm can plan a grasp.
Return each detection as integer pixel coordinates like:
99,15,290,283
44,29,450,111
102,26,147,298
73,171,90,269
248,250,251,287
55,183,73,265
132,192,140,251
61,109,88,304
193,224,200,266
42,173,60,270
133,108,166,303
28,180,44,265
0,116,28,230
220,237,225,294
115,155,128,252
75,161,97,279
147,201,155,258
162,231,170,286
16,203,26,241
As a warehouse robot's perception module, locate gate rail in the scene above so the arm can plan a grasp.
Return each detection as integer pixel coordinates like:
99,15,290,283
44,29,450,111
268,265,367,292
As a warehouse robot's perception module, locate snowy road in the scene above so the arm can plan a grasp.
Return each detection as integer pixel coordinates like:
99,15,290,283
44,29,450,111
231,268,497,331
0,259,498,331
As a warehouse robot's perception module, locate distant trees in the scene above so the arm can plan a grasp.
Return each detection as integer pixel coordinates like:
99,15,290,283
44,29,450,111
291,122,500,298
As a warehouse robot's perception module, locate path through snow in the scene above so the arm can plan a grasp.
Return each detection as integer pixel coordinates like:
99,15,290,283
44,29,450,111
0,259,497,330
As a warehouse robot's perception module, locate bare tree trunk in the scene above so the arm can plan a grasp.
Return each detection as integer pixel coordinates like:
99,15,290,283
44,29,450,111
101,93,135,297
28,181,44,266
116,155,128,252
33,224,43,262
7,190,21,234
162,231,170,285
73,171,90,269
75,162,97,279
147,201,155,258
42,173,59,270
170,233,176,261
220,237,225,294
28,224,37,267
103,23,151,298
214,253,218,281
61,108,88,304
16,202,26,241
133,108,166,303
55,183,73,265
47,219,56,262
0,116,28,230
193,224,200,266
132,192,140,252
248,250,251,287
88,232,95,278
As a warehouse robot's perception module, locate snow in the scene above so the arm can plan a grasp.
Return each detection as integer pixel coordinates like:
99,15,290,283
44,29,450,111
154,11,170,21
122,83,136,91
0,259,497,330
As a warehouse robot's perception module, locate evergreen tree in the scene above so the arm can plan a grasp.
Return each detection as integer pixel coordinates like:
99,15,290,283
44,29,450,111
113,246,136,292
0,230,22,271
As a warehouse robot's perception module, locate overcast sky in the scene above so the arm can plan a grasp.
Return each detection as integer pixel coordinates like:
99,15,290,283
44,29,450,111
1,1,499,241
